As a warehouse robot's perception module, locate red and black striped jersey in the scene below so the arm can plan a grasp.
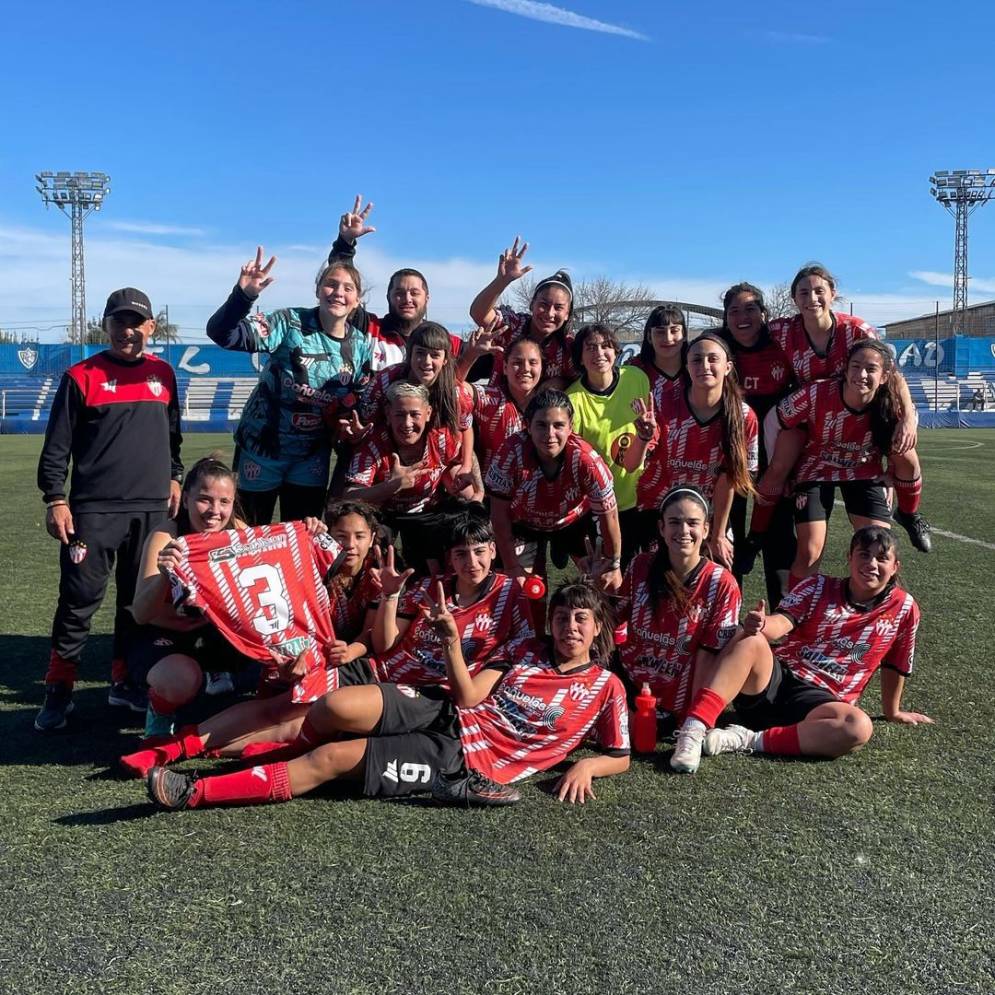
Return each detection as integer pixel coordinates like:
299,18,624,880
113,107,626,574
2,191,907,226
769,312,877,385
776,574,919,703
636,388,758,511
625,356,683,416
372,573,534,688
777,379,884,482
457,639,630,784
488,305,576,387
470,383,525,479
346,425,463,514
485,431,617,530
616,556,741,716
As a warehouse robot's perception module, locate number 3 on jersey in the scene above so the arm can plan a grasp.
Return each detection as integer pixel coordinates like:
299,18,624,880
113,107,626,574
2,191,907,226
236,563,292,637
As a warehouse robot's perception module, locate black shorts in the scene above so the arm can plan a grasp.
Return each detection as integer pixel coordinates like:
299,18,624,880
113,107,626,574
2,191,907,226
127,625,258,688
514,514,597,570
732,657,838,730
793,481,891,525
334,656,377,688
362,683,465,799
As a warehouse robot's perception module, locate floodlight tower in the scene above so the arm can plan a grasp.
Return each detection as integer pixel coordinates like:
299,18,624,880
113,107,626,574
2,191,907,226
35,171,111,345
929,169,995,328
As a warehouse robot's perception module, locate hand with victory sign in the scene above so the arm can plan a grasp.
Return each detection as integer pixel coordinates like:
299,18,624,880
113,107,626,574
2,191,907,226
238,246,277,300
338,194,376,244
497,236,533,283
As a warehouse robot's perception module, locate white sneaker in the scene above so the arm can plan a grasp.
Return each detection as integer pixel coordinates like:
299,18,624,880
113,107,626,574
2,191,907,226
704,724,759,757
205,671,235,696
670,725,706,773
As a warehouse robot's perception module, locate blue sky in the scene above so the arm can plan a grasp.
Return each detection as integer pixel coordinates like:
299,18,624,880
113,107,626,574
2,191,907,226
2,0,995,341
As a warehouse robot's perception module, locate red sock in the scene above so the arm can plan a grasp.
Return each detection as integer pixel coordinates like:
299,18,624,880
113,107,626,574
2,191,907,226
119,725,205,778
759,725,802,756
192,762,293,808
687,688,726,729
44,650,77,687
749,498,777,535
893,476,922,514
110,657,128,684
148,690,178,716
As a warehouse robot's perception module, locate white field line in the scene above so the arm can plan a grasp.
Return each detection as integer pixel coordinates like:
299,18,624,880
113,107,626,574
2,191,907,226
932,529,995,552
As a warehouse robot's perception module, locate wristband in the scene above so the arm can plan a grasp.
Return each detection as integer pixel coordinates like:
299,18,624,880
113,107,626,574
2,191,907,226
384,593,401,602
635,430,654,442
46,500,68,510
608,558,621,570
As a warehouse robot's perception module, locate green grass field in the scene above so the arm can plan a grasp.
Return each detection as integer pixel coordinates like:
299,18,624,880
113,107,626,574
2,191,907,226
1,431,992,995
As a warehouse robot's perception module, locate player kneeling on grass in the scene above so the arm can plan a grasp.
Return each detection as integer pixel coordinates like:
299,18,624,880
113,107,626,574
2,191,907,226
669,525,932,774
145,582,630,810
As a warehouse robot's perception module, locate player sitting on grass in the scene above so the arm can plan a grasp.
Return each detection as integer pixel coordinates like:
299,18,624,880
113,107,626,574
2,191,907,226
145,582,630,810
669,525,933,774
117,503,381,778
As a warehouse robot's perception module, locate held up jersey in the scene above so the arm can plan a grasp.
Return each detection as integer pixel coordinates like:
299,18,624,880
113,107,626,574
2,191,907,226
636,388,758,511
168,522,342,688
769,312,877,385
776,379,884,482
372,573,535,687
616,556,741,716
776,575,919,703
345,426,463,514
457,639,630,784
485,431,617,531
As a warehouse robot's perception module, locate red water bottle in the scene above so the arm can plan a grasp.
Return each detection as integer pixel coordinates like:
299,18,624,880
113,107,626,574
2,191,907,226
523,575,546,600
632,682,657,753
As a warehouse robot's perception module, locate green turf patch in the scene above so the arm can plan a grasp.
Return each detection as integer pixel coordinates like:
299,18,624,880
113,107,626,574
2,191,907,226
1,431,992,995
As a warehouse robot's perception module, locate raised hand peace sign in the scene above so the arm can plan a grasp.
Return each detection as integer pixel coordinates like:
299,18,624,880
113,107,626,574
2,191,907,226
376,545,415,598
497,236,533,283
582,535,623,593
238,246,277,300
632,394,656,441
388,454,426,493
339,194,376,244
422,579,459,643
337,409,372,445
467,315,508,358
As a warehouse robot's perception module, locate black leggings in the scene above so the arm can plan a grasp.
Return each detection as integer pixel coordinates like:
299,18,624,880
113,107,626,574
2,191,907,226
729,493,796,606
237,484,327,526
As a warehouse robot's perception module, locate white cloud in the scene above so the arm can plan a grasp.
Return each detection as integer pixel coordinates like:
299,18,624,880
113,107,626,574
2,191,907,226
463,0,649,41
106,221,207,237
910,269,995,294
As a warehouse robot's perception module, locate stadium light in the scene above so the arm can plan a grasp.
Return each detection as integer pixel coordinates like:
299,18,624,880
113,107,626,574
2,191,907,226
929,168,995,326
35,170,111,346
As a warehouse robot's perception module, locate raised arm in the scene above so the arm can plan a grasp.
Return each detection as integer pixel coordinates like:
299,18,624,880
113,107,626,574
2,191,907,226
206,246,276,351
469,237,533,326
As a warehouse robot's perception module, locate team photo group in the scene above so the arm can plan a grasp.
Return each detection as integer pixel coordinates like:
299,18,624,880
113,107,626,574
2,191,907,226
36,195,935,814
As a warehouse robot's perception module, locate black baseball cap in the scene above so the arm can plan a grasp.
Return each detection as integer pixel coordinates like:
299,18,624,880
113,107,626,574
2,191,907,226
103,288,153,320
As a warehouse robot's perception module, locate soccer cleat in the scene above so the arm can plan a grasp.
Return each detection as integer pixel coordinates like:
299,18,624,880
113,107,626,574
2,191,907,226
704,724,760,757
34,683,74,732
893,510,932,553
108,682,148,713
670,725,706,774
146,767,198,811
204,671,235,696
432,768,521,807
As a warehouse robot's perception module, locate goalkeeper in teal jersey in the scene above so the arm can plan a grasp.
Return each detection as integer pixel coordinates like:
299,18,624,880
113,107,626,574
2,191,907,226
207,248,375,525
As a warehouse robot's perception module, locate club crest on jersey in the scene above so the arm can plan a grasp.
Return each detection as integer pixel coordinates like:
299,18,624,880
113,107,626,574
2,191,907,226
568,681,595,704
101,379,118,394
17,346,38,370
146,375,163,397
69,539,88,565
874,618,898,639
771,364,785,382
473,612,495,634
337,364,354,385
